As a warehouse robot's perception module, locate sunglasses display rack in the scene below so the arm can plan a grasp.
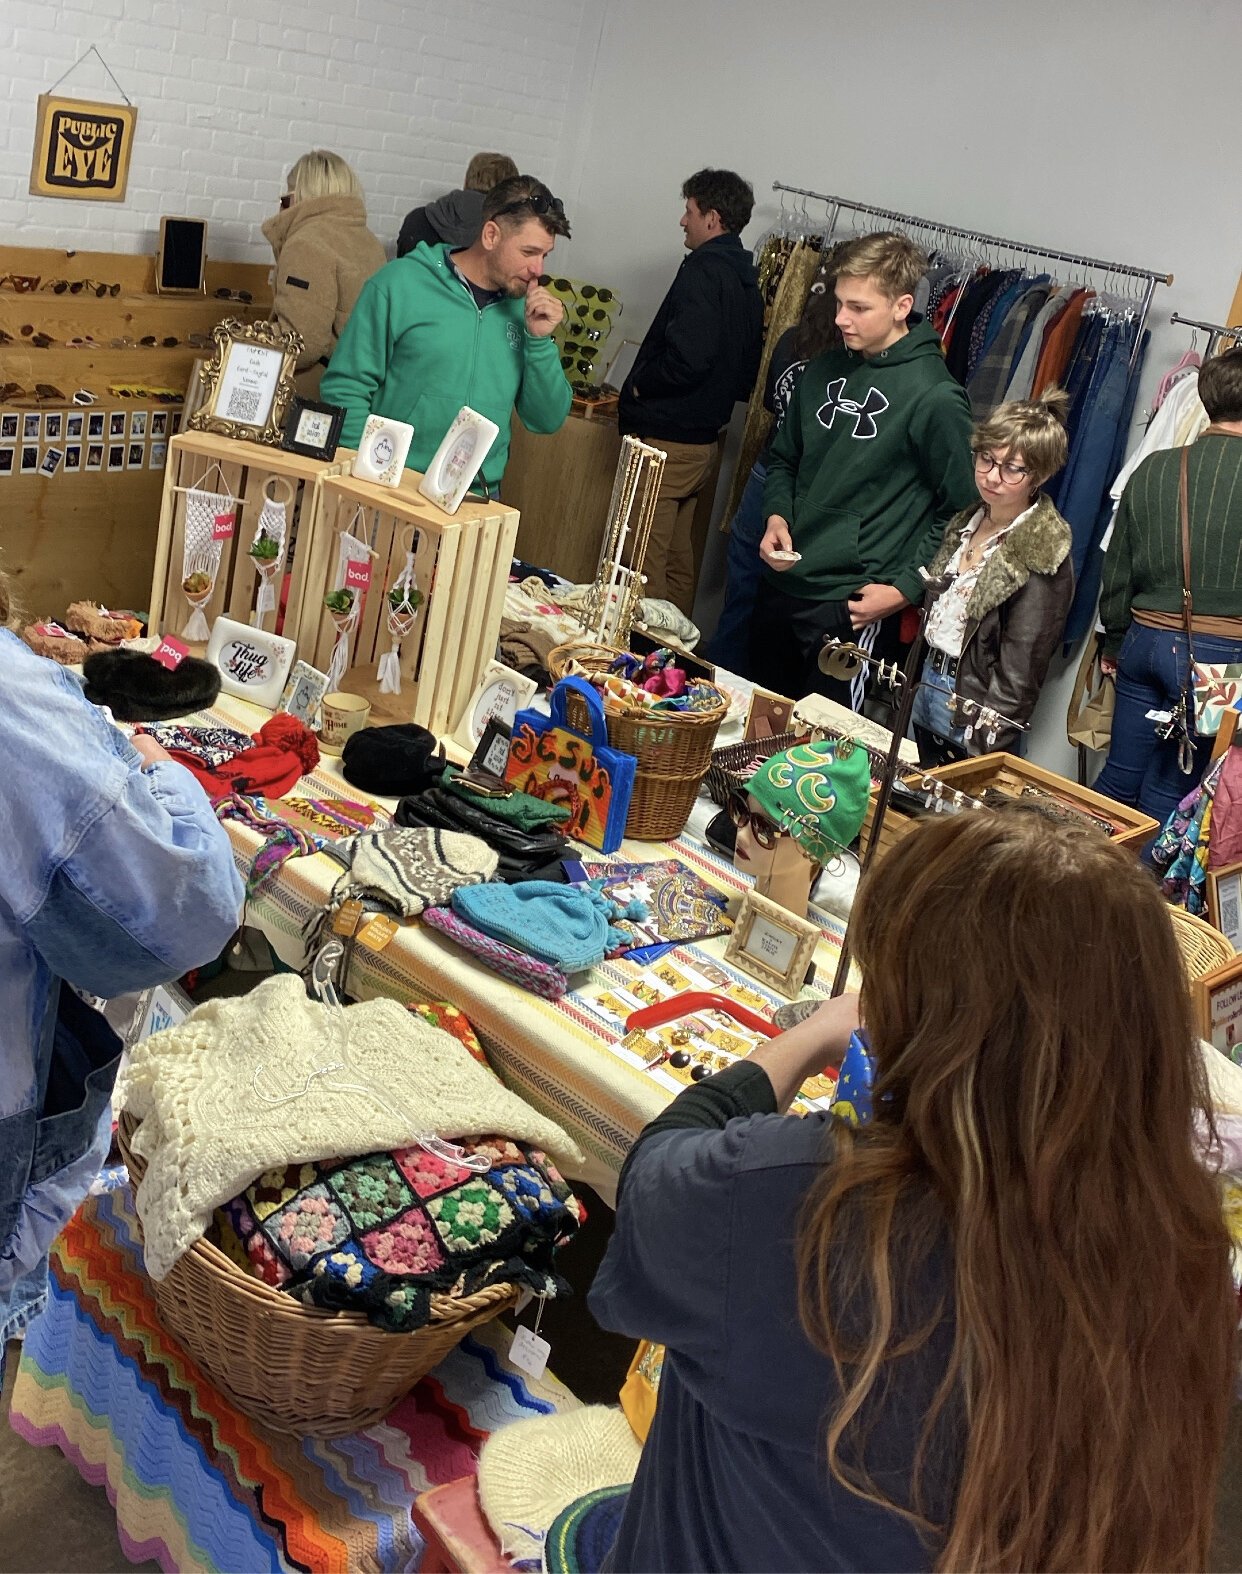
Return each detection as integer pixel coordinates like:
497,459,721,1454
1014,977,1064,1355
300,467,518,734
538,273,622,392
148,430,353,655
0,242,272,617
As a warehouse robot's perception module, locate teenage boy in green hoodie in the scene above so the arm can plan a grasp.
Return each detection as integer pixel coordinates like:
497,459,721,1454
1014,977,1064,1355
322,175,572,493
752,233,976,708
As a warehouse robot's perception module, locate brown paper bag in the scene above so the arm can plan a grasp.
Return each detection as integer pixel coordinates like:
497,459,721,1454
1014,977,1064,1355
1067,632,1115,752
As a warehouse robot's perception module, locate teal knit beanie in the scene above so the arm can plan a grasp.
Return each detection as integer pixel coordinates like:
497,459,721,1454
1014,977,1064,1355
747,738,871,861
451,880,643,973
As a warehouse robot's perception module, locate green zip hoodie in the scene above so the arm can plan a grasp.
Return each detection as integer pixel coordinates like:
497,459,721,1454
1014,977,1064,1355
761,321,976,603
320,243,572,486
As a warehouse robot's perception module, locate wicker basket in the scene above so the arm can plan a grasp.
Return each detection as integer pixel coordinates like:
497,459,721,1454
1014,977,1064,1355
1169,906,1236,983
548,642,729,840
117,1111,518,1437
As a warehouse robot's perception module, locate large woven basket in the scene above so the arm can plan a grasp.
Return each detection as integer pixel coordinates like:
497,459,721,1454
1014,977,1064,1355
117,1111,518,1437
1169,906,1236,983
548,642,729,841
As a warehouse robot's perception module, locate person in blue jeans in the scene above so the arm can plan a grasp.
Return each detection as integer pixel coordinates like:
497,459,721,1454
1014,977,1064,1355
1095,351,1242,827
705,268,845,674
0,572,243,1384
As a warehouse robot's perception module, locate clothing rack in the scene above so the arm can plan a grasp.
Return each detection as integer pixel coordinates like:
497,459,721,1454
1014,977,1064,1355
1169,312,1242,357
771,182,1172,371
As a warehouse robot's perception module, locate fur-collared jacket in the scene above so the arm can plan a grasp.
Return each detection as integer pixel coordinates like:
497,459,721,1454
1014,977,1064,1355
926,494,1073,752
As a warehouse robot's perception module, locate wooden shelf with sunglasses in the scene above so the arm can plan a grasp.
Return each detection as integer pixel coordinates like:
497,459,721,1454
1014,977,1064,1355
0,245,271,615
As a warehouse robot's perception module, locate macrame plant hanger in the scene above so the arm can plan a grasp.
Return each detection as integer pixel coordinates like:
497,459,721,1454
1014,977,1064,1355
249,474,293,628
174,461,236,641
323,507,377,694
377,525,424,695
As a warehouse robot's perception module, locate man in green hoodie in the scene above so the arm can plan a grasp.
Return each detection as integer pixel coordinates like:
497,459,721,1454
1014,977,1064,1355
752,233,976,708
321,175,572,493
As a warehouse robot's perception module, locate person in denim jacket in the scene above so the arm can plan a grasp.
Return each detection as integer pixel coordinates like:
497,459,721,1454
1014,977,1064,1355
0,574,243,1377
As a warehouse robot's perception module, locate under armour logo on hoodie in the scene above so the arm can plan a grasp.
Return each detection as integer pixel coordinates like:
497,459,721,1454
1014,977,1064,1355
816,377,890,440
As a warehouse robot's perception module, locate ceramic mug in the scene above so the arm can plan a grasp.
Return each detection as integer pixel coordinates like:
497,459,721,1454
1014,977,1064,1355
319,691,371,754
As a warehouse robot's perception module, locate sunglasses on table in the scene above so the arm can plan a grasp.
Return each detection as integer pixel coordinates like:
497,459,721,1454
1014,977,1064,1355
214,287,254,303
0,275,41,293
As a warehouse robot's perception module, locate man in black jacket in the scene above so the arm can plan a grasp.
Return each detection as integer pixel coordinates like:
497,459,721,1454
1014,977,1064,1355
619,169,763,613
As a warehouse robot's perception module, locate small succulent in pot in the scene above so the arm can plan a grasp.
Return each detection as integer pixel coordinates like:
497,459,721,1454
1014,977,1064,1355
324,587,356,616
389,583,423,612
249,529,281,563
183,570,212,596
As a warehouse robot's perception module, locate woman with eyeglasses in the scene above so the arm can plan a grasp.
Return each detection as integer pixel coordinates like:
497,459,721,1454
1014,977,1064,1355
911,389,1072,765
590,806,1237,1573
262,150,386,397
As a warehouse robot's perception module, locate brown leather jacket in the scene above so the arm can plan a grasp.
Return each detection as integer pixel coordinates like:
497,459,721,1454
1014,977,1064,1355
926,495,1073,752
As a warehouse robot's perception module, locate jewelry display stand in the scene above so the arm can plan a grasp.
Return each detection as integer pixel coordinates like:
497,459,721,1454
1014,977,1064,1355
574,436,666,645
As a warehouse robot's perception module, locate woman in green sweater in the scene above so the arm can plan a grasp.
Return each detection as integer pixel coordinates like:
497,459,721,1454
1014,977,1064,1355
1095,351,1242,825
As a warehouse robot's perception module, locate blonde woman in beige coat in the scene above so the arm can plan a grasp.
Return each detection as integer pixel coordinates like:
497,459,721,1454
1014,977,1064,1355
262,150,387,397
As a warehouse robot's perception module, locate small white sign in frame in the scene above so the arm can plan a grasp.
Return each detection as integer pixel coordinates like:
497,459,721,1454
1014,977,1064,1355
723,887,820,999
453,660,538,753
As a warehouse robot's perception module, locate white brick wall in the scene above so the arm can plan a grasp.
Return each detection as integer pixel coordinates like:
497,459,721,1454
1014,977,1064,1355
0,0,605,261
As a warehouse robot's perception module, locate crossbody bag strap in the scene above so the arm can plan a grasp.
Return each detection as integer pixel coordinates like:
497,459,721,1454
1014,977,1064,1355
1179,446,1195,686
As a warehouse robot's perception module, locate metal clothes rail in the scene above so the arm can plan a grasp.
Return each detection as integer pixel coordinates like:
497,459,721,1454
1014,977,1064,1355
1169,312,1242,357
771,181,1173,371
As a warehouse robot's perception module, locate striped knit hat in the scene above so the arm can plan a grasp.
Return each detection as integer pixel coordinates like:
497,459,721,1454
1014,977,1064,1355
347,827,498,917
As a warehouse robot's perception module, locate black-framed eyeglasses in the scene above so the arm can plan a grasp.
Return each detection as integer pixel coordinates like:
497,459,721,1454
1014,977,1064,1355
492,186,565,222
974,451,1028,484
574,304,609,321
540,275,573,292
726,792,779,850
562,356,598,375
580,285,614,303
562,341,597,359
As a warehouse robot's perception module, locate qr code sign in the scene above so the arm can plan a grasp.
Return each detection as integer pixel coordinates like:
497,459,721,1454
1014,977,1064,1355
1221,887,1239,942
225,386,262,425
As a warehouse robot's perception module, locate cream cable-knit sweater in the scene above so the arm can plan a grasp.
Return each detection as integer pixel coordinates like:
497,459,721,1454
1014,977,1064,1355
119,975,584,1279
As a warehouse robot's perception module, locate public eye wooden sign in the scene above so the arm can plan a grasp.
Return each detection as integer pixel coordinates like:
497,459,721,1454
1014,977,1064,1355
29,95,136,202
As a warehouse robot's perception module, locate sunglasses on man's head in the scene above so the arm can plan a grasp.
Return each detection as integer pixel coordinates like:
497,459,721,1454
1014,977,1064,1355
493,187,565,222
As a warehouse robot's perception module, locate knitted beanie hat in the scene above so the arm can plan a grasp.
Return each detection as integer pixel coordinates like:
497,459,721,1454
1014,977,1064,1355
82,647,221,722
477,1407,642,1567
341,723,446,797
169,712,319,801
349,827,498,916
452,880,634,972
747,737,871,861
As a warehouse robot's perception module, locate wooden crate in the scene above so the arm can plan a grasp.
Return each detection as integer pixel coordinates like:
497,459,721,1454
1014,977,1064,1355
860,751,1159,863
148,431,350,651
304,470,519,735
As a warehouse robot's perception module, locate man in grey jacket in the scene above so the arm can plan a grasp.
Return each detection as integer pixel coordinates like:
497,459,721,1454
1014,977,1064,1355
397,151,518,256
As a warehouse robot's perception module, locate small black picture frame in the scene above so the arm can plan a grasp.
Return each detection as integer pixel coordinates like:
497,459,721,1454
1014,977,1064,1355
282,395,345,460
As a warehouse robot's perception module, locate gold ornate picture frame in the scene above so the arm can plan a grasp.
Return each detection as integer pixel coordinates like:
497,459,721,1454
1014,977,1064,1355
187,318,301,447
723,888,820,999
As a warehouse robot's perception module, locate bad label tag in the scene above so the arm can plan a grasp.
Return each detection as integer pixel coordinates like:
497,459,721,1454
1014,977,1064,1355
344,556,372,591
357,914,399,952
332,897,366,937
151,635,189,671
508,1323,550,1381
213,511,236,540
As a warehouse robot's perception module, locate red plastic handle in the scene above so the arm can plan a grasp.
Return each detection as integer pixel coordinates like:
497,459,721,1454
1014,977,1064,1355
625,991,778,1038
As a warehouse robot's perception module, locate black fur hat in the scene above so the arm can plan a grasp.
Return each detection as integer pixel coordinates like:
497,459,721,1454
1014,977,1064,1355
82,647,222,722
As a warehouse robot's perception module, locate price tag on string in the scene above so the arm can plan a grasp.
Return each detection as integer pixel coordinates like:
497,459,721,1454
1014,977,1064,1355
212,511,236,540
507,1294,550,1381
344,556,372,592
151,635,189,671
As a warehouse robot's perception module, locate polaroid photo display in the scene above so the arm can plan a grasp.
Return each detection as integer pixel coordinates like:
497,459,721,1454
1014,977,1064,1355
0,448,13,476
150,410,168,438
44,412,62,442
65,412,83,440
109,411,126,438
107,444,125,471
1,414,19,441
20,445,39,473
149,440,167,469
127,442,144,469
23,414,40,441
130,410,148,439
40,446,64,476
86,444,103,471
88,412,105,439
64,445,81,472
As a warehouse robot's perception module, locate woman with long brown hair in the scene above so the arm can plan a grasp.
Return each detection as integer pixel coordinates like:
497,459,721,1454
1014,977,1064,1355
590,808,1236,1571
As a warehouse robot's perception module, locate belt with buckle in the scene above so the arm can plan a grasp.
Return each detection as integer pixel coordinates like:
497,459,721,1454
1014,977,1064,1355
928,647,959,677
